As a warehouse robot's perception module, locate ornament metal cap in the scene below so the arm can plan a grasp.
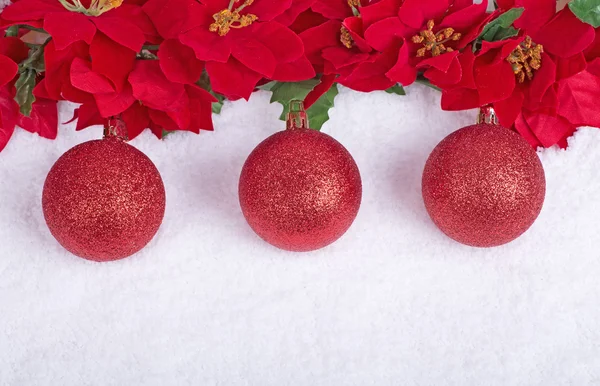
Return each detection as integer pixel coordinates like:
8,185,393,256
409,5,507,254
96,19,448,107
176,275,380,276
103,116,129,141
477,105,499,125
287,100,309,130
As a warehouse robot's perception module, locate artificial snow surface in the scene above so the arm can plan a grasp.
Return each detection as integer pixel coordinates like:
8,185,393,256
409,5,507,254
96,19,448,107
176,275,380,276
0,86,599,385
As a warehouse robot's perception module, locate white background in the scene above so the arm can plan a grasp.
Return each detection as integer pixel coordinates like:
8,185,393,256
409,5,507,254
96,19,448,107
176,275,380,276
0,86,599,385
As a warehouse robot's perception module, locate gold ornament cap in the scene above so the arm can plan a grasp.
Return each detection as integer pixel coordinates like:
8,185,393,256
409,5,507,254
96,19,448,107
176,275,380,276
477,105,499,125
287,100,310,130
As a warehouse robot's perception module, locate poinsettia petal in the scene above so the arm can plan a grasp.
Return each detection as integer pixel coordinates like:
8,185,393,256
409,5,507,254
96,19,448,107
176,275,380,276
386,42,417,86
557,70,600,128
0,55,18,87
90,32,136,92
0,37,30,63
555,53,587,81
0,86,19,152
93,16,145,52
121,103,150,139
43,12,96,50
70,58,115,94
532,9,595,58
271,56,316,81
418,51,459,72
300,20,342,65
206,57,263,100
474,60,516,105
180,27,232,62
93,85,136,118
525,52,556,104
111,4,159,42
494,89,525,128
424,56,462,87
514,113,543,148
148,109,179,134
364,17,412,52
142,0,208,38
524,112,576,148
343,17,372,53
312,0,351,20
129,60,187,110
159,39,205,84
304,74,336,109
186,84,216,132
514,0,556,32
0,0,64,22
245,0,293,21
275,0,315,26
441,88,480,111
44,40,90,100
322,46,370,70
231,36,277,78
252,22,305,63
398,0,451,29
74,102,105,131
340,49,397,92
17,98,58,139
361,0,404,29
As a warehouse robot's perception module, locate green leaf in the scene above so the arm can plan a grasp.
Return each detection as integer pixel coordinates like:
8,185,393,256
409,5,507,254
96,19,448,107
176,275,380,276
267,79,320,120
306,83,339,131
478,7,524,42
14,69,37,117
385,84,406,96
570,0,600,27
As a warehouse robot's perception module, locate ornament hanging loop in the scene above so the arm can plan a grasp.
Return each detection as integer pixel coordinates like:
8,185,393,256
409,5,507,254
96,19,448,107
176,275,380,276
103,116,129,141
286,100,310,130
477,105,499,125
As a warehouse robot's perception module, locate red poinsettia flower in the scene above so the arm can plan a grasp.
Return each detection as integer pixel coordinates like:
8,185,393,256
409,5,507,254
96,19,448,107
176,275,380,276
69,58,216,139
298,0,398,91
0,36,58,151
364,0,491,86
2,0,157,92
144,0,314,99
440,3,597,148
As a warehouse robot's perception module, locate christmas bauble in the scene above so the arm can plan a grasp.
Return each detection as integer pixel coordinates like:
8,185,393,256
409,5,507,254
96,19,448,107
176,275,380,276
239,102,362,252
42,137,166,261
422,123,546,247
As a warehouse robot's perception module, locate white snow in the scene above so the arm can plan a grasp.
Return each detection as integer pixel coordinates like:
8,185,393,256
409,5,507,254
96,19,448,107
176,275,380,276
0,86,599,385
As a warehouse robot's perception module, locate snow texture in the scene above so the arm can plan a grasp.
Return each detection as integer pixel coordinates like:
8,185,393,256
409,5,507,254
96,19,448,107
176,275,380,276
0,86,599,385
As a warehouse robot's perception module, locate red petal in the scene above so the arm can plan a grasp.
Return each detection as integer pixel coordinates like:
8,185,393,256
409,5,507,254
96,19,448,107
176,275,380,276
142,0,207,38
555,53,587,81
43,12,96,50
532,9,596,58
312,0,351,20
148,109,178,135
304,74,336,109
300,20,341,65
398,0,451,29
288,9,328,33
524,112,576,148
514,113,543,148
231,36,276,78
253,22,305,63
246,0,293,21
180,27,232,62
364,17,412,52
323,46,370,70
441,88,480,111
186,84,216,132
525,52,556,104
514,0,556,32
74,102,105,131
17,98,58,139
275,0,315,26
424,55,462,87
93,85,136,118
93,15,145,52
271,56,316,81
121,103,150,139
0,86,18,152
206,57,263,100
129,60,186,110
340,49,396,91
90,32,136,92
361,0,404,29
43,40,90,100
70,58,115,94
0,0,63,22
343,16,372,53
418,50,459,72
494,89,525,128
159,39,205,84
0,55,18,87
0,37,29,63
474,60,516,105
386,42,417,86
557,70,600,128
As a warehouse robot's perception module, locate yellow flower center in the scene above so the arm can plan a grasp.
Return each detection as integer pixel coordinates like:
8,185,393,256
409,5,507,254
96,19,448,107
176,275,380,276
348,0,361,16
340,26,354,49
412,20,461,58
58,0,123,16
507,37,543,83
210,0,258,36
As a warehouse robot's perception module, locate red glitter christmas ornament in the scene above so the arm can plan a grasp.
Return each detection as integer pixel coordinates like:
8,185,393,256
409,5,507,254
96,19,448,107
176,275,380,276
239,101,362,252
422,107,546,248
42,121,166,262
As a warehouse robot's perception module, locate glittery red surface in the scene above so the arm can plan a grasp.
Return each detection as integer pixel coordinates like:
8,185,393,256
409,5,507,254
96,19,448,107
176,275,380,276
239,129,362,252
42,138,166,262
422,124,546,248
